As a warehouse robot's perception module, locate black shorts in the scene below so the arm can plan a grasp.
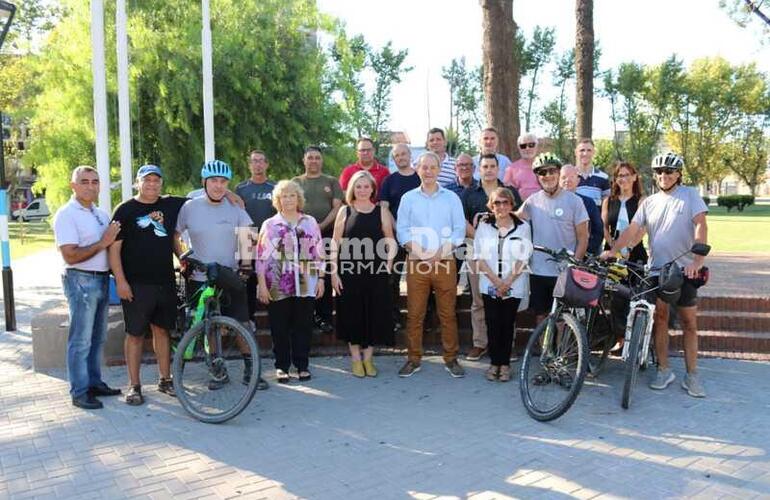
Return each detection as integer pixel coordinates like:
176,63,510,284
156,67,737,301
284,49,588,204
529,275,558,315
648,276,699,308
187,271,250,323
122,283,177,336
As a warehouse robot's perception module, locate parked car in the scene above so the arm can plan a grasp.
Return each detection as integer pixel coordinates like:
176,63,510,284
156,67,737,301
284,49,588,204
12,198,50,222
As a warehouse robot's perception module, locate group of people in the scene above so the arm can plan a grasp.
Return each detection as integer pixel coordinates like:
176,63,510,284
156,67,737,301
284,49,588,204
53,126,709,411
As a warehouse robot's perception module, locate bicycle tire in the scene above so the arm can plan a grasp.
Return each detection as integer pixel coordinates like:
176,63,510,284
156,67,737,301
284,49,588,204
519,312,589,422
621,311,647,410
172,315,261,424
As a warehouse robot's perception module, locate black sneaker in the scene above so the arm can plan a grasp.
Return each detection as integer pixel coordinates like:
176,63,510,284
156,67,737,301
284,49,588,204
208,357,230,390
256,377,269,390
73,393,103,410
158,378,176,398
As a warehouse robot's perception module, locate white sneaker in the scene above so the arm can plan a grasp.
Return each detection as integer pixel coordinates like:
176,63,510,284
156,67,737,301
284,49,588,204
649,368,675,390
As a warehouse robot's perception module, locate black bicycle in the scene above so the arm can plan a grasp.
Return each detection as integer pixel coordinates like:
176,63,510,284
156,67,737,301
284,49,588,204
171,251,261,424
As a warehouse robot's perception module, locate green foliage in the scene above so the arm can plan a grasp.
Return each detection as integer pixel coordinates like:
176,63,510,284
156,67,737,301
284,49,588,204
330,30,411,155
540,49,575,161
702,195,712,207
442,57,484,152
717,194,755,211
24,0,364,210
519,26,556,132
592,138,616,171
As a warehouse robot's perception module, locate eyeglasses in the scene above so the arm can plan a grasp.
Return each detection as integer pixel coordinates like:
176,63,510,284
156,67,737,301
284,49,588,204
654,167,678,175
456,162,473,168
536,168,560,177
88,206,105,227
519,142,536,149
492,199,511,206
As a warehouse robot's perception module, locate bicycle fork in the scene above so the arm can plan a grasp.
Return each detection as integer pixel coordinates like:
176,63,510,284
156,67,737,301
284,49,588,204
621,300,656,364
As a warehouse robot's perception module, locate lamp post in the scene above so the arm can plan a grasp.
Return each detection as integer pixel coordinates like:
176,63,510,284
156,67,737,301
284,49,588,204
0,0,17,332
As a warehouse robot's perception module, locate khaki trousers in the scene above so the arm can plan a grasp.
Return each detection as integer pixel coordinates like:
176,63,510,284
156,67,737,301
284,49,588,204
467,258,488,349
405,259,459,363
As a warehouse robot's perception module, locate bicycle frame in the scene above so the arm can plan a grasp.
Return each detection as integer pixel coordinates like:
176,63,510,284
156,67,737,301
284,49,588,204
620,299,655,364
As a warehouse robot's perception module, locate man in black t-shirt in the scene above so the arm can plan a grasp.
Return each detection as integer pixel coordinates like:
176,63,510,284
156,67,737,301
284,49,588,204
109,165,186,405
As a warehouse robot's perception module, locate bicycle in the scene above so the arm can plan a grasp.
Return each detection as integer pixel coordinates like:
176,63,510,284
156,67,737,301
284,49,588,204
613,242,711,409
171,250,261,424
518,246,606,421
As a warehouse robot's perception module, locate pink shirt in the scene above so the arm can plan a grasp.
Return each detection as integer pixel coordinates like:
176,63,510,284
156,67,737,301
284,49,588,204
503,159,540,200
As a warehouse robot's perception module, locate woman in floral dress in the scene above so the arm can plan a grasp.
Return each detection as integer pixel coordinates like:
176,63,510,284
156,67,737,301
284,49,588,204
256,180,325,383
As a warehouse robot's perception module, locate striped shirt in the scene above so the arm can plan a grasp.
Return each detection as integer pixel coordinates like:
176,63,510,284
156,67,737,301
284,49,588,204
576,166,610,206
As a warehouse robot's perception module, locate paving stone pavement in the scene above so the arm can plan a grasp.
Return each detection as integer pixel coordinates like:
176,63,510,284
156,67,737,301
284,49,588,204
1,251,770,499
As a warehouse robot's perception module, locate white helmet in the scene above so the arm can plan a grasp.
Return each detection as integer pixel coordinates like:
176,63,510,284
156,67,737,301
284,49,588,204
652,152,684,170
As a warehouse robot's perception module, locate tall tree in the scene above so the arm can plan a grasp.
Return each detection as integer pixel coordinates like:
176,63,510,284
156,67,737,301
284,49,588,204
367,41,412,151
481,0,520,158
540,49,575,161
442,57,484,152
575,0,594,140
519,26,556,132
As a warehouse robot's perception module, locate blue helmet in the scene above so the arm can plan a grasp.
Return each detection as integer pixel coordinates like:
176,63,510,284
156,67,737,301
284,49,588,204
201,160,232,180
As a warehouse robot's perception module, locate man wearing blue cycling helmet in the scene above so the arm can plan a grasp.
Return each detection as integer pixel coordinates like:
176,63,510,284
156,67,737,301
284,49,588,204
175,160,268,391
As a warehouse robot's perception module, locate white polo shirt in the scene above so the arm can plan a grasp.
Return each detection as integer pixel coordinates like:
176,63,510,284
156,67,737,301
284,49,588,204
53,198,111,272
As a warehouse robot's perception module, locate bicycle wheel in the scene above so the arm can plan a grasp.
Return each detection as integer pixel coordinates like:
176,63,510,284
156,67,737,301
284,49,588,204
621,311,647,410
172,315,261,424
519,312,589,422
586,309,614,377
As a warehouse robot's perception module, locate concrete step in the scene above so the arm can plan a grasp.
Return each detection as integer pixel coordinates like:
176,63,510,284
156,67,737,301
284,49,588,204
697,310,770,333
669,329,770,355
699,296,770,313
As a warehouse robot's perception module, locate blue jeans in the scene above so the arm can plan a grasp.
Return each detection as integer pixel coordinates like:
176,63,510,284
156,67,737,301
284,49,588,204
62,270,109,397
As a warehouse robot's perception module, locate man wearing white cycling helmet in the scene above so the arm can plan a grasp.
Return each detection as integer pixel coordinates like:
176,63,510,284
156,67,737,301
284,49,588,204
174,160,268,391
602,152,709,398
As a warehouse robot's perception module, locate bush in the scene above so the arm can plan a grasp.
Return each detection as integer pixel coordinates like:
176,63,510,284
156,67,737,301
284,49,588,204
717,194,755,212
702,195,711,207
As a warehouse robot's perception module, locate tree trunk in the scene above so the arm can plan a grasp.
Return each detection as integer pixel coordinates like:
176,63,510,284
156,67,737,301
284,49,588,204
481,0,520,159
575,0,594,140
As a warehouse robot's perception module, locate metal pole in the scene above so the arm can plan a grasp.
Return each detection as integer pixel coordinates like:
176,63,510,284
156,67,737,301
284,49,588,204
116,0,132,201
91,0,111,212
201,0,215,161
0,2,17,332
0,112,16,332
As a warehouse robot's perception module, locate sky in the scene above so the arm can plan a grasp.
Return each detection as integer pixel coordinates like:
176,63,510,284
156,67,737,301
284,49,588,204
317,0,770,144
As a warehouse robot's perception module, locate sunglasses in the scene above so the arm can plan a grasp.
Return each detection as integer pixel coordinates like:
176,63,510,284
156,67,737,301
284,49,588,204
519,142,536,149
492,199,511,206
536,168,560,177
654,167,678,175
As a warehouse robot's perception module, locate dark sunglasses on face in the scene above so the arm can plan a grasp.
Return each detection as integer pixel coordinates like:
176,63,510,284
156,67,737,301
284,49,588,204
536,168,559,177
492,199,511,206
654,167,678,175
519,142,536,149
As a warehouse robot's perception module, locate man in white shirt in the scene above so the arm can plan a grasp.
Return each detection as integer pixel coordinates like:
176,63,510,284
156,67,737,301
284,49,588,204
53,166,122,410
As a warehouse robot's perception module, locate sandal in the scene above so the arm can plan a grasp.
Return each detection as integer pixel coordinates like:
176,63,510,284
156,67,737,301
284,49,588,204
298,371,312,382
498,365,511,382
125,385,144,406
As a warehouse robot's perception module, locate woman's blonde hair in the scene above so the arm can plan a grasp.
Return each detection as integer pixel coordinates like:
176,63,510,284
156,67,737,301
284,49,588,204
272,180,306,212
486,187,516,211
345,170,377,205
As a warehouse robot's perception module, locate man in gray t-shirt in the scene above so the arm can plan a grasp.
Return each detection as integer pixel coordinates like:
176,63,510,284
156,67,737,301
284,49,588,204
517,154,589,320
603,152,709,398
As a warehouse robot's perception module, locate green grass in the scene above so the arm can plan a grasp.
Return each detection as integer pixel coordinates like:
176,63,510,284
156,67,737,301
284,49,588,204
707,204,770,254
7,220,56,259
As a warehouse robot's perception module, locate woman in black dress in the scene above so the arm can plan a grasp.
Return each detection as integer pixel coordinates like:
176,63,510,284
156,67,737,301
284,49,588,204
331,171,396,378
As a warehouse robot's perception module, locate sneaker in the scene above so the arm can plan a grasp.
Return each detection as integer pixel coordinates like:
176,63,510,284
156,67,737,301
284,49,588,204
445,360,465,378
363,359,378,378
465,346,487,361
398,361,421,378
256,378,269,391
158,378,176,397
351,360,366,378
485,365,499,381
208,358,230,390
276,369,290,384
124,385,143,406
681,373,706,398
650,368,676,390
